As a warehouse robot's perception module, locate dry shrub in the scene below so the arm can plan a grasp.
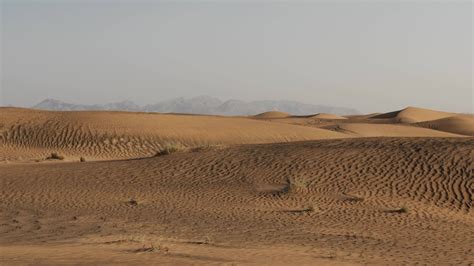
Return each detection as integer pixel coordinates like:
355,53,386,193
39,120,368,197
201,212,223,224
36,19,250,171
47,152,64,160
155,142,187,156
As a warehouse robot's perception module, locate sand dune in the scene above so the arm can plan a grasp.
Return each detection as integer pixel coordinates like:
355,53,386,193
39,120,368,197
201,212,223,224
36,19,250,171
0,108,346,161
325,123,464,137
253,111,291,119
0,138,472,264
372,106,454,123
2,107,468,162
309,113,347,120
416,115,474,136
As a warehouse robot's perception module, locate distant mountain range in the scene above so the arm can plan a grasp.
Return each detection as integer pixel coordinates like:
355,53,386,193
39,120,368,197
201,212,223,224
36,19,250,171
33,96,359,116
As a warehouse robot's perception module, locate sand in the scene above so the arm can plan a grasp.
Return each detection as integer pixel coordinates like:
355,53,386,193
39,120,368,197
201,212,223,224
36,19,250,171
372,106,454,123
310,113,348,120
0,107,473,265
415,115,474,136
0,108,347,162
324,123,464,137
253,111,291,119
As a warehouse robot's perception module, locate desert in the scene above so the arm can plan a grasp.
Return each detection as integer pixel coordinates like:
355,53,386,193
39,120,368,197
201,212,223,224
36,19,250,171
2,1,472,264
0,106,472,265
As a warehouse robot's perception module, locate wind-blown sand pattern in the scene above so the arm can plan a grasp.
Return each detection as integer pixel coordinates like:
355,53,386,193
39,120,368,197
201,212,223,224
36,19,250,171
0,108,346,161
0,107,473,265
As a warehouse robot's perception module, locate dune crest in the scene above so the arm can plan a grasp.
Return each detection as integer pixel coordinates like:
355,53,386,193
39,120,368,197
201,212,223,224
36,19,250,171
309,113,347,120
372,106,454,123
253,111,291,119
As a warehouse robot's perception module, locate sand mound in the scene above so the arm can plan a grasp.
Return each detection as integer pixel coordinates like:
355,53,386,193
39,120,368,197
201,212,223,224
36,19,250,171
372,107,454,123
327,123,463,137
253,111,290,119
310,113,347,120
0,138,472,264
416,115,474,136
0,108,346,161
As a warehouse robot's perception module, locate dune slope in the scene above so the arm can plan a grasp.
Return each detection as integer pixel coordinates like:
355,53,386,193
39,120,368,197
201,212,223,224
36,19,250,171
325,123,464,137
253,111,291,119
372,107,454,123
0,108,347,161
416,115,474,136
310,113,347,120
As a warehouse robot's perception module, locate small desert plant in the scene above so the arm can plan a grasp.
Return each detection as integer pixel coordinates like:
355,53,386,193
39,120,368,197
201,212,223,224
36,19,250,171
303,204,315,212
397,206,408,213
133,243,169,253
386,206,408,214
47,152,64,160
187,235,213,245
155,142,187,156
79,157,86,162
342,194,364,203
282,204,315,213
287,176,310,191
128,199,138,206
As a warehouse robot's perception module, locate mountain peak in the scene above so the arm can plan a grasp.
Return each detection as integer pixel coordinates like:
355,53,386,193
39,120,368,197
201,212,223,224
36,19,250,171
33,97,359,115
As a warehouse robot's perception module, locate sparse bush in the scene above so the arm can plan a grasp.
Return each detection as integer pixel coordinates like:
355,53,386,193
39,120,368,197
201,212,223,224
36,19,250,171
304,205,315,212
80,157,86,162
155,142,187,156
187,236,213,245
282,204,315,213
342,194,364,203
47,152,64,160
287,176,309,191
128,199,138,206
386,206,408,214
397,206,408,213
133,244,169,253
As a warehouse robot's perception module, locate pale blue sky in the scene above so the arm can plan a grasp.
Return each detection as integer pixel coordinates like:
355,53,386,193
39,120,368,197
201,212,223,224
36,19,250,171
1,0,472,113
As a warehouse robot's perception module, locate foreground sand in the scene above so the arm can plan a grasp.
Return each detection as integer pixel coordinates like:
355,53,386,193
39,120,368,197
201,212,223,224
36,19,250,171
1,138,473,264
1,108,473,264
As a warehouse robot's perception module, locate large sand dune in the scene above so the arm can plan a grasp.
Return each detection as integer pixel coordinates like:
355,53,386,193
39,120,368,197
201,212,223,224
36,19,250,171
246,108,472,137
310,113,348,120
0,107,473,264
415,115,474,136
253,111,291,119
372,106,454,123
0,108,346,161
325,123,463,137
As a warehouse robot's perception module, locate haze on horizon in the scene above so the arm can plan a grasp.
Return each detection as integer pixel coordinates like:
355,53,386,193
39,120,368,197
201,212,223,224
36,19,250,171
1,0,472,114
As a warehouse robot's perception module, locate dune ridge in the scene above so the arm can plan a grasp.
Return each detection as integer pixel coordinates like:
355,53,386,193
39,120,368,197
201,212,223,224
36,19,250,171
372,106,454,123
253,111,291,119
0,108,346,161
309,113,348,120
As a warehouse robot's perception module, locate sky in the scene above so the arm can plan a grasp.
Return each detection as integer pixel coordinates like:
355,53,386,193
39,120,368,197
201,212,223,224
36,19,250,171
0,0,472,113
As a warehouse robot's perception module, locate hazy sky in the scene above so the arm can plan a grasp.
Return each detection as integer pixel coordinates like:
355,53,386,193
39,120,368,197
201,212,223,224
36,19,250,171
1,0,472,113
